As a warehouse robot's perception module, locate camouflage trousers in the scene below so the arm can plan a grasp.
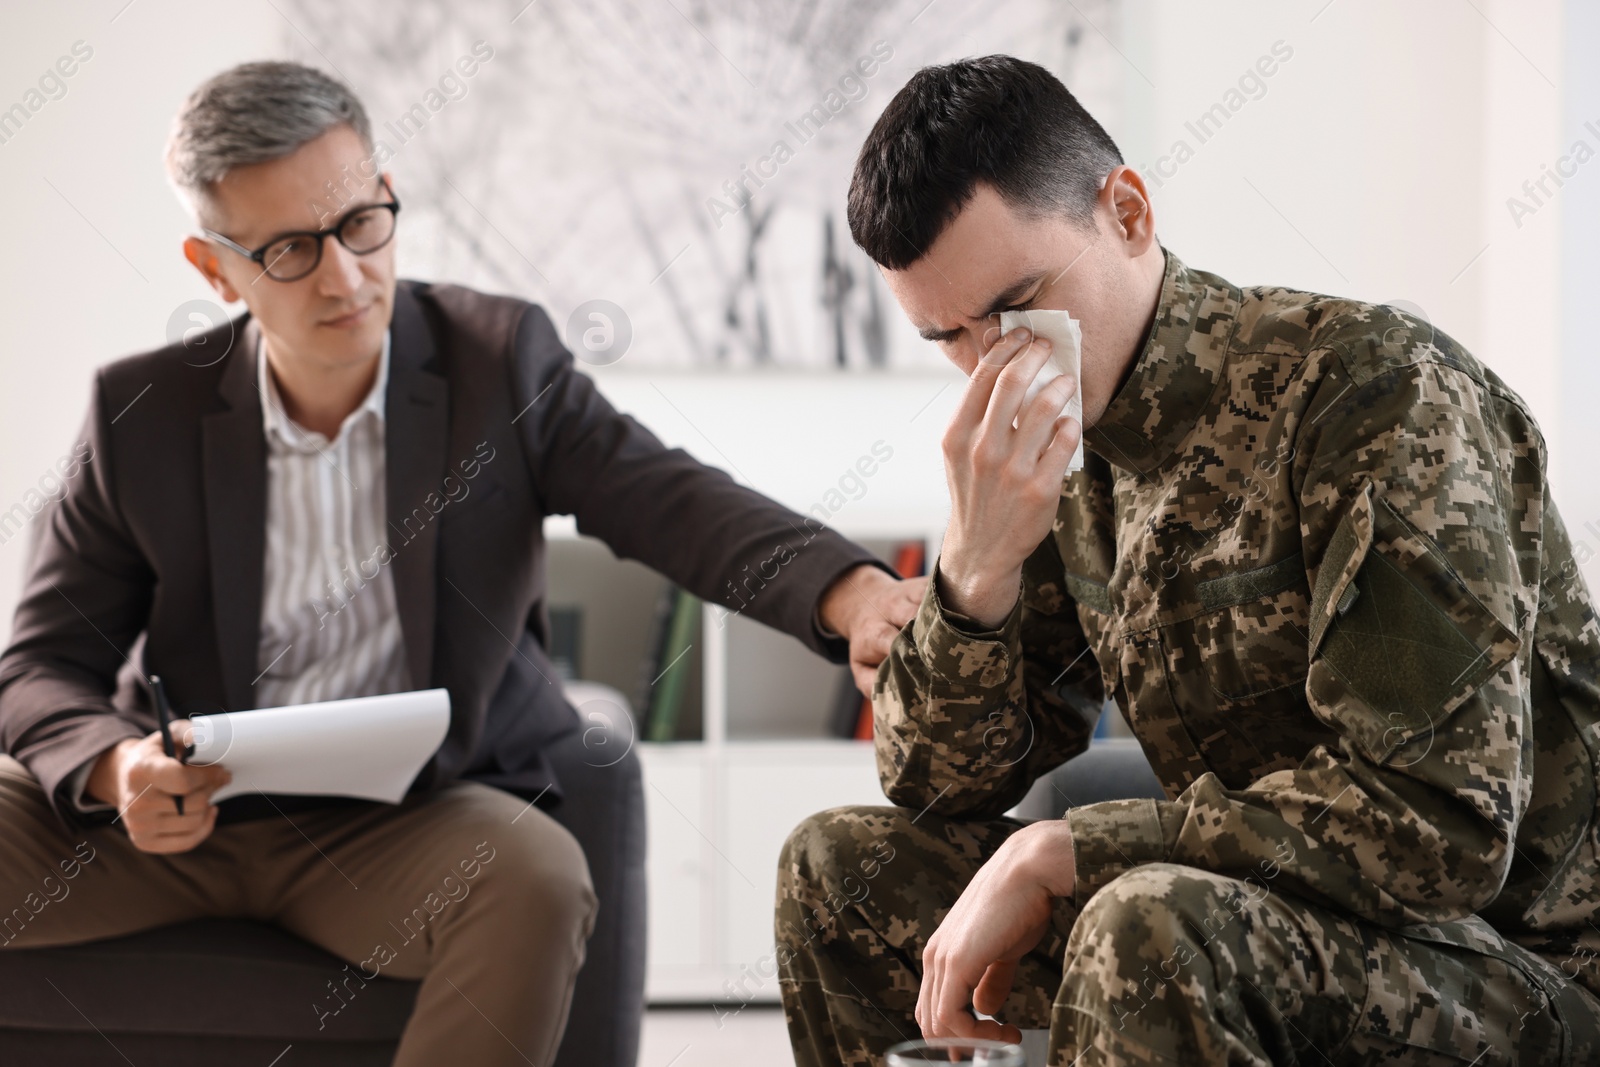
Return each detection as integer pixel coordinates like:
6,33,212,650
776,805,1600,1065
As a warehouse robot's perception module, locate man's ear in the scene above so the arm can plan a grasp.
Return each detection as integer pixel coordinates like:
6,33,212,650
182,235,241,304
1102,165,1155,255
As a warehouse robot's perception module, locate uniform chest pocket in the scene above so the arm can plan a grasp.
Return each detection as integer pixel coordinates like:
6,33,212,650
1305,481,1519,766
1157,553,1326,786
1190,553,1311,700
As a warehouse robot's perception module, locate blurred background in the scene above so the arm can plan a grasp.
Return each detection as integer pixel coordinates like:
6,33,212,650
0,1,1594,1062
3,0,1595,618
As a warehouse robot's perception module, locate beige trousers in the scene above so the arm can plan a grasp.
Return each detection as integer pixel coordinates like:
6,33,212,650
0,754,598,1067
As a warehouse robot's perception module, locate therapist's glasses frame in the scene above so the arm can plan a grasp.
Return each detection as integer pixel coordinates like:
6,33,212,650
201,176,401,283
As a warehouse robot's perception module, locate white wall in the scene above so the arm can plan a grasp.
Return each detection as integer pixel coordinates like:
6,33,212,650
0,2,286,643
1559,0,1600,588
0,0,1590,645
1119,0,1562,423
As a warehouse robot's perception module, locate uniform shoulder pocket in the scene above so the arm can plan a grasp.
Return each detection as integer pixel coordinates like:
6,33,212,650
1308,481,1519,764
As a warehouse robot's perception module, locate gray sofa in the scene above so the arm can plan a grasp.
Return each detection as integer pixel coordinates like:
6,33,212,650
1013,736,1166,821
0,682,646,1067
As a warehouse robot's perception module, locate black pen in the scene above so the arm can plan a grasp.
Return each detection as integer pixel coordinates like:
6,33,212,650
151,675,184,815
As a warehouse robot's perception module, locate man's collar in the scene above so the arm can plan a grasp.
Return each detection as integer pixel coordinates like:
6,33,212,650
1082,247,1242,477
257,329,391,446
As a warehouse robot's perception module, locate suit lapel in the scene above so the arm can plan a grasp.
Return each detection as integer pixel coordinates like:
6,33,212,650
203,316,267,712
385,284,448,690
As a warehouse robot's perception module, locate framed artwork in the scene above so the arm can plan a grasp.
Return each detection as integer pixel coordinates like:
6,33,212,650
281,0,1121,368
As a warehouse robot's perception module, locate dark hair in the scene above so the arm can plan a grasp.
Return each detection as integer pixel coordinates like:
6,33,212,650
847,55,1123,269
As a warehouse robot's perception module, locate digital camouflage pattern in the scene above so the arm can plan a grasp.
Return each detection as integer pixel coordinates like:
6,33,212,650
778,248,1600,1063
776,805,1598,1064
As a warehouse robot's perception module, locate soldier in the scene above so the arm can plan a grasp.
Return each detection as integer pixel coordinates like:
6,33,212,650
777,54,1600,1065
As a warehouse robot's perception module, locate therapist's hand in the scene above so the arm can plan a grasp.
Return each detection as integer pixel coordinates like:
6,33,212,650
85,721,233,854
818,564,928,696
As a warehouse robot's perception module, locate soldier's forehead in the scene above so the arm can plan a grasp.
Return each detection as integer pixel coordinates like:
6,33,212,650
884,186,1100,339
885,248,1053,328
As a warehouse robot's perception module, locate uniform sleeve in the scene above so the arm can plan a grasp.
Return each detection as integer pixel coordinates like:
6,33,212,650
874,531,1105,820
1065,354,1539,929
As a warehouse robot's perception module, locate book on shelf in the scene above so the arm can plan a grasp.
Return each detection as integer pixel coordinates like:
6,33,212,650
640,585,700,742
828,665,865,740
547,605,583,682
635,583,677,721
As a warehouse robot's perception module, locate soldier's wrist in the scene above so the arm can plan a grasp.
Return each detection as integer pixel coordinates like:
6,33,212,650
934,550,1022,630
1011,819,1077,898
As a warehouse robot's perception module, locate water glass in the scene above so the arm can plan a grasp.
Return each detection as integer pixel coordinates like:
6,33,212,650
885,1037,1027,1065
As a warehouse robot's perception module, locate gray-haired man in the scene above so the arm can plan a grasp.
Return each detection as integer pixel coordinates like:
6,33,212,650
0,60,920,1066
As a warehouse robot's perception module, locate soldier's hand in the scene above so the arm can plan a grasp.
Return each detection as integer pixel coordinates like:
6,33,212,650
938,325,1080,628
916,819,1076,1042
84,721,232,854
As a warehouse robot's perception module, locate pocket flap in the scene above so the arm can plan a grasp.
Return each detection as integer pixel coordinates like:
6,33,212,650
1309,479,1376,657
1308,486,1520,764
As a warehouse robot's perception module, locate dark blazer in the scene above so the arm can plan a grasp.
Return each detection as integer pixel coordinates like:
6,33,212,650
0,280,878,828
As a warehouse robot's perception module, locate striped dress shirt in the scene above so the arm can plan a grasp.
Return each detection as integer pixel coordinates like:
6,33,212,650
67,334,410,811
253,331,411,709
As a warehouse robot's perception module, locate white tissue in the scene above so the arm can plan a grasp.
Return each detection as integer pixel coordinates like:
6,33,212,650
998,308,1084,473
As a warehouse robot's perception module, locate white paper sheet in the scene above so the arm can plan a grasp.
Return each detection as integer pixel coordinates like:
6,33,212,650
999,308,1085,474
187,689,451,804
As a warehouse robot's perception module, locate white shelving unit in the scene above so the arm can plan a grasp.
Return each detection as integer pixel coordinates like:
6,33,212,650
545,366,963,1004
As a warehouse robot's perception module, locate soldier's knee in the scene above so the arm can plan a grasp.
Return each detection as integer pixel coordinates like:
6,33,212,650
776,805,911,954
778,805,899,892
1073,863,1244,963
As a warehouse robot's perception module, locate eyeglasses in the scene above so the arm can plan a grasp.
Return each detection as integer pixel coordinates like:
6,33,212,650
202,177,401,283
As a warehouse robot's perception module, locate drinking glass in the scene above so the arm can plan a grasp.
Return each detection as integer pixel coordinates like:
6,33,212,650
884,1037,1027,1065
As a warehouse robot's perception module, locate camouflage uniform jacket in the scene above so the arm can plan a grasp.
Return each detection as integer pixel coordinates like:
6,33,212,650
876,246,1600,996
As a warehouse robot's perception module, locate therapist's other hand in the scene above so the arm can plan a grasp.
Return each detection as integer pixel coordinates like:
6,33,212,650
86,721,232,853
917,819,1076,1043
939,326,1080,629
819,564,928,696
